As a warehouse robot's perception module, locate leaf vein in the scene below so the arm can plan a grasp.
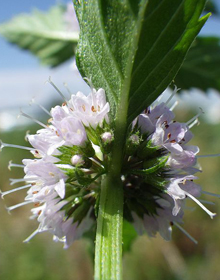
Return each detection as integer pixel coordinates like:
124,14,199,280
131,0,184,80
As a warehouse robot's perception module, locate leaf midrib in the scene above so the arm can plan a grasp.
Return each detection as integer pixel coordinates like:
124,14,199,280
129,3,200,105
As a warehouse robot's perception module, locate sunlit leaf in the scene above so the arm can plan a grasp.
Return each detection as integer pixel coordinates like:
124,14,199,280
74,0,209,123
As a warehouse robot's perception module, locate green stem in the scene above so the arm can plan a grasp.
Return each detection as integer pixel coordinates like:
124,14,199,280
94,174,123,280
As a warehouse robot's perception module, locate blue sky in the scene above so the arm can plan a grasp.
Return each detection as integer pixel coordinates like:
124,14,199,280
0,0,70,69
1,0,220,69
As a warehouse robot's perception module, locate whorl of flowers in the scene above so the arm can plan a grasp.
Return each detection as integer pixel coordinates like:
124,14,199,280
0,83,216,247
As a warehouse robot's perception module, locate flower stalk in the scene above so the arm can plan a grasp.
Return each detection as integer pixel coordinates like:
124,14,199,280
95,174,123,280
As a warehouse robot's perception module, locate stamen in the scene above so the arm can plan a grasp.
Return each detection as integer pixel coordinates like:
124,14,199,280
47,76,67,102
63,82,72,97
198,199,215,205
6,201,32,212
10,178,36,185
173,222,198,244
30,98,51,116
186,108,204,127
197,153,220,159
170,100,179,111
8,160,24,170
184,191,216,219
202,190,220,198
1,184,31,198
84,77,95,90
0,140,33,152
18,109,48,129
23,228,40,243
165,85,180,106
188,118,199,129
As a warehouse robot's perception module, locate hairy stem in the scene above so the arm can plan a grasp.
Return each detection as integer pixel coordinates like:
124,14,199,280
94,174,123,280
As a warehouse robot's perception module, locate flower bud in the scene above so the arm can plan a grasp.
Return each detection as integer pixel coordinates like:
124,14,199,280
101,132,113,143
71,155,85,166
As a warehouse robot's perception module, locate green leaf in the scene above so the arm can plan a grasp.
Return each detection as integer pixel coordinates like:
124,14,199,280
74,0,209,124
129,156,168,175
0,5,78,67
73,2,209,279
175,36,220,92
122,220,137,253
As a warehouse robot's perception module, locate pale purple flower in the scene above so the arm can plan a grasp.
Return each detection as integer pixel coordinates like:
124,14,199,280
1,83,110,248
1,83,218,247
69,88,110,127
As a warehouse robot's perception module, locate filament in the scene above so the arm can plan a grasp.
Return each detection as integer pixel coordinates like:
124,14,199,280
185,191,216,219
6,201,32,212
47,77,67,102
18,109,48,129
165,85,180,106
197,153,220,159
173,222,198,244
30,98,51,116
202,190,220,198
1,184,31,198
0,140,33,152
186,108,204,127
9,178,36,185
63,82,72,97
8,160,24,170
23,228,40,243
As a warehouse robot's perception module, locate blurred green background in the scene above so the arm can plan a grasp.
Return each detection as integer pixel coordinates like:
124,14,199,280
1,107,220,280
1,1,220,279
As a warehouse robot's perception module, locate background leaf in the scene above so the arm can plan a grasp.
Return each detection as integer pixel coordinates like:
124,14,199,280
0,5,78,67
74,0,209,123
175,36,220,92
204,0,219,15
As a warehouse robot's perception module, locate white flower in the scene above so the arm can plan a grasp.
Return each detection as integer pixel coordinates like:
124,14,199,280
69,88,110,127
1,83,110,248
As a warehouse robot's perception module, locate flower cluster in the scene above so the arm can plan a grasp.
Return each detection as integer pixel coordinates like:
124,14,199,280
1,86,111,248
1,84,216,247
122,98,215,241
